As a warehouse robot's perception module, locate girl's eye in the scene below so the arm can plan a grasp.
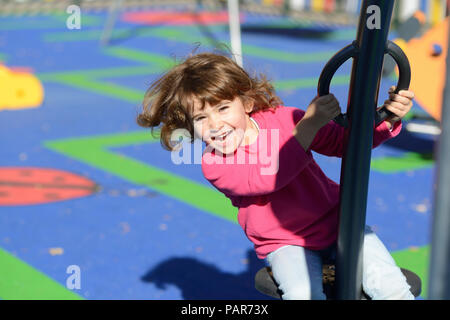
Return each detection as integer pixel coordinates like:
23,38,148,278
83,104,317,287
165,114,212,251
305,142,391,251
194,116,205,122
219,106,229,112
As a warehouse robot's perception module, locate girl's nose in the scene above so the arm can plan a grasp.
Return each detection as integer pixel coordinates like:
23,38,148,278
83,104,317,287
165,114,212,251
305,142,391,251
208,115,223,132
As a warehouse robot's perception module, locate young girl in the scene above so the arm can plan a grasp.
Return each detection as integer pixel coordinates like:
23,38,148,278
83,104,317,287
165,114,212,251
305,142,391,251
137,52,415,300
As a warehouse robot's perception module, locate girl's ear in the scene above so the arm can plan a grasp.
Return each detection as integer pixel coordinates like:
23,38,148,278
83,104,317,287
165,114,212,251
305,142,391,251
244,99,254,114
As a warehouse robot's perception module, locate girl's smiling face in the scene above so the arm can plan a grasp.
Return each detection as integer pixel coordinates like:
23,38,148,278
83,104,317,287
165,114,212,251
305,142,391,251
192,96,258,155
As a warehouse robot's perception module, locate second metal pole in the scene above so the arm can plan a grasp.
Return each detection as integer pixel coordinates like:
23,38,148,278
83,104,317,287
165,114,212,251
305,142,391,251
428,19,450,300
335,0,396,300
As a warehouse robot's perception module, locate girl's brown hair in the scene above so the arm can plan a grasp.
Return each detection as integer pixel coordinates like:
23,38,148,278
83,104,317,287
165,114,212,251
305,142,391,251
136,52,283,151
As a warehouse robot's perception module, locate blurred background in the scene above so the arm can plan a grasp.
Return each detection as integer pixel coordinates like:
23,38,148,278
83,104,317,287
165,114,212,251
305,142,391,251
0,0,447,299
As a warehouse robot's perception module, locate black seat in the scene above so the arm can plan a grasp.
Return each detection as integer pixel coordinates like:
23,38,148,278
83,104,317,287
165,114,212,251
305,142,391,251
255,265,421,300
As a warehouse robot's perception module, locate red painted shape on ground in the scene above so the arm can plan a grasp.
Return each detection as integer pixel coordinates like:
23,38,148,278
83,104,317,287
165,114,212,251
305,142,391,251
0,167,97,206
121,10,245,26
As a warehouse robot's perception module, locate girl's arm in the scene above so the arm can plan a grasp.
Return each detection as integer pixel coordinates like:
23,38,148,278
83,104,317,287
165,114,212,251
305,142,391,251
292,94,344,154
308,87,414,157
307,118,401,157
202,134,313,197
292,115,322,152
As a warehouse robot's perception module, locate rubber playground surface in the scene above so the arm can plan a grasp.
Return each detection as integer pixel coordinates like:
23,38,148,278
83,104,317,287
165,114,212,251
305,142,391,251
0,8,436,299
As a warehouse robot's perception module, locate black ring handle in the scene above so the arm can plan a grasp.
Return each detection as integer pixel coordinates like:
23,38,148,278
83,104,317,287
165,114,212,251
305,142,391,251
317,42,357,127
374,41,411,125
317,40,411,127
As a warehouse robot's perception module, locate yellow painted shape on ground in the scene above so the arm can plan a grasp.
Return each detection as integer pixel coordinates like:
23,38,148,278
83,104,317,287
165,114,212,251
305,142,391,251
0,65,44,110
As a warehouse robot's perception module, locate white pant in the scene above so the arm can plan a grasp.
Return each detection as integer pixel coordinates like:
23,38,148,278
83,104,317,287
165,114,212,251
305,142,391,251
266,226,415,300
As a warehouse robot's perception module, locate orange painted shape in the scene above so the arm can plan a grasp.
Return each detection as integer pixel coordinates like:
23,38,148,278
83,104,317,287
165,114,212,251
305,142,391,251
396,17,449,121
0,167,97,206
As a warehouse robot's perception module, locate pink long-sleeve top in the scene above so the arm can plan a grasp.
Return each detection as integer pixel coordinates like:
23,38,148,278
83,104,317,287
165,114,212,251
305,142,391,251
201,106,402,259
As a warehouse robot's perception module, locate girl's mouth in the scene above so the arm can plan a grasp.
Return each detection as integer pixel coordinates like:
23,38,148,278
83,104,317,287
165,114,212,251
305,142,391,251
211,130,232,142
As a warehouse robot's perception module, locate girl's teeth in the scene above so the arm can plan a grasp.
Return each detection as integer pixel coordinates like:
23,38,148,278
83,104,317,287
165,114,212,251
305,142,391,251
211,131,231,143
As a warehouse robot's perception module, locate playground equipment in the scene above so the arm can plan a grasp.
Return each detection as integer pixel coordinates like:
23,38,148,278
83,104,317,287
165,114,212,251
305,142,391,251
242,0,448,26
400,15,448,135
228,0,243,67
428,18,450,300
99,0,243,68
240,0,358,25
398,16,448,122
0,0,446,27
255,264,422,299
381,10,448,136
100,0,124,46
380,5,450,137
95,0,448,67
394,0,447,26
254,0,422,300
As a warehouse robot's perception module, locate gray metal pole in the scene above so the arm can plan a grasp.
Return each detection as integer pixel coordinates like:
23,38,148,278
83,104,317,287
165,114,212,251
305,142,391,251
227,0,243,67
335,0,396,300
100,0,124,46
428,20,450,300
